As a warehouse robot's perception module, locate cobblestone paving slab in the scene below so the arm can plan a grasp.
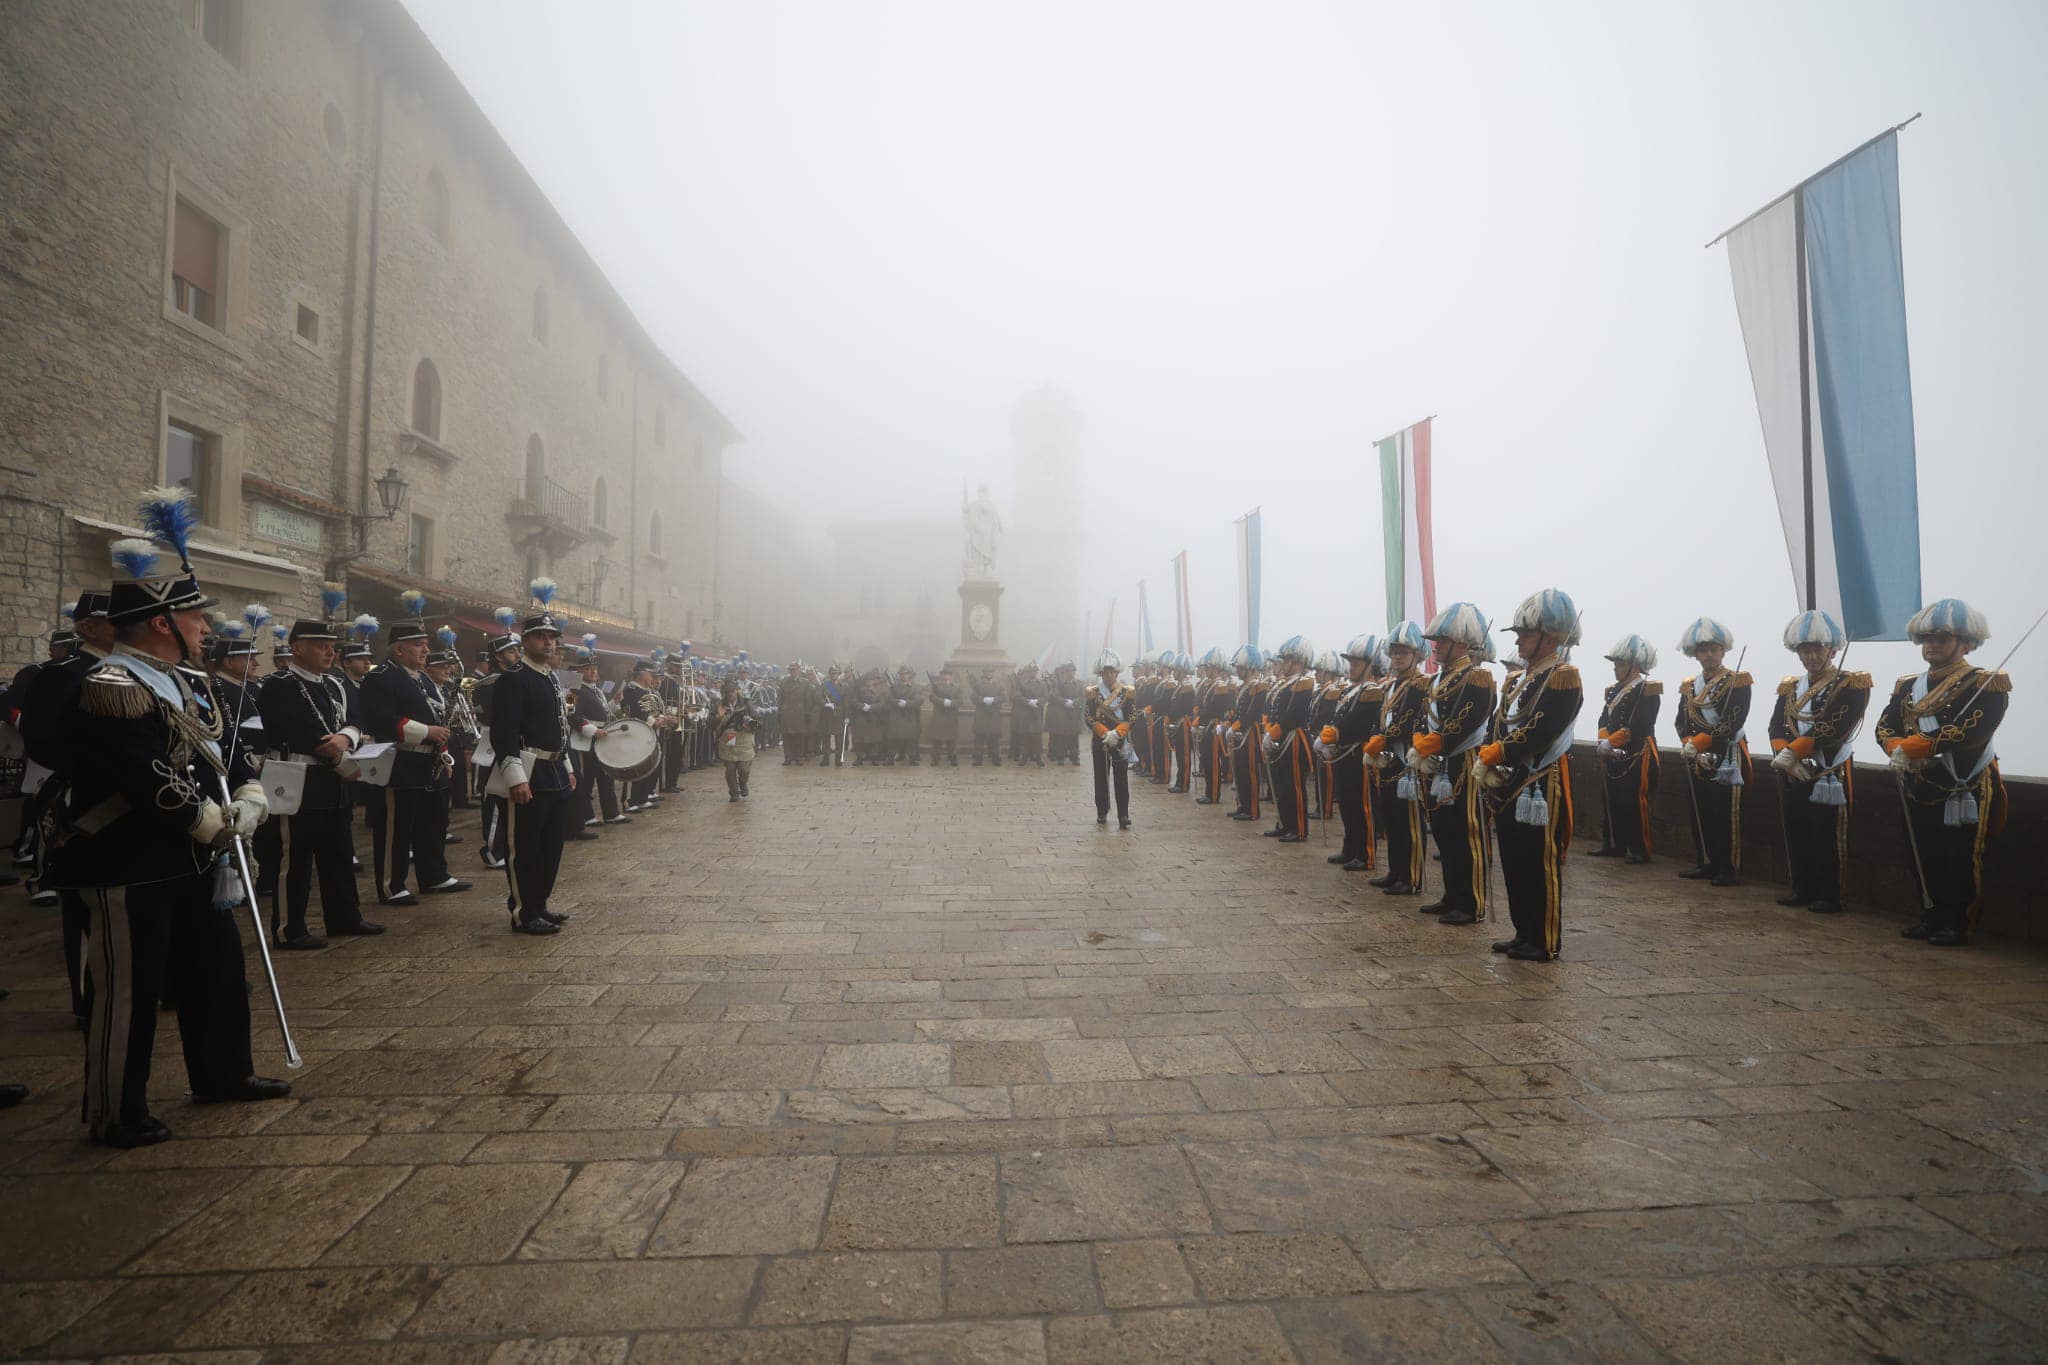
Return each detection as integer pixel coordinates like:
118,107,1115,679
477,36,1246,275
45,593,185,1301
3,760,2046,1359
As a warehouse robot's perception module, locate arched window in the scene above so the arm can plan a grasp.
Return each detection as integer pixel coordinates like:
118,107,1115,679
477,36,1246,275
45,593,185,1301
597,352,609,399
648,509,663,556
525,434,545,501
410,359,441,440
424,168,449,246
532,286,549,345
592,476,608,528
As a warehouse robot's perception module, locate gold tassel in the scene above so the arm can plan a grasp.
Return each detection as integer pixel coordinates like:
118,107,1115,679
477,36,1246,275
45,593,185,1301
80,669,154,719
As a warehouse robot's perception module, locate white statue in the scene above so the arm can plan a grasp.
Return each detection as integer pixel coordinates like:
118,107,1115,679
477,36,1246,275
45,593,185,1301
962,483,1002,579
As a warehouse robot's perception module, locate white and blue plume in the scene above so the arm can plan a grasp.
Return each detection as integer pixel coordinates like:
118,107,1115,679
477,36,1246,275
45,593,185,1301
136,485,200,566
528,577,557,608
111,537,160,582
321,581,348,617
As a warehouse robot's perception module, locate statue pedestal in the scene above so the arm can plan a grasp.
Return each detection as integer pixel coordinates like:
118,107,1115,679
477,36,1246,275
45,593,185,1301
946,577,1012,675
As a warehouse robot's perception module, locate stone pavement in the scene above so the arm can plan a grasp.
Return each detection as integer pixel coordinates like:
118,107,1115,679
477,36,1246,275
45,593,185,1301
2,756,2045,1362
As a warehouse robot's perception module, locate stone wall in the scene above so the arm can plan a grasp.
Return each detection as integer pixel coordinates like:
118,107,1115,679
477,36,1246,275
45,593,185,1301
1565,742,2044,947
0,0,735,671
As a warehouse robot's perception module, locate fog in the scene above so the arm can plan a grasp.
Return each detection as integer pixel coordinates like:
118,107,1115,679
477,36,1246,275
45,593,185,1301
404,0,2048,771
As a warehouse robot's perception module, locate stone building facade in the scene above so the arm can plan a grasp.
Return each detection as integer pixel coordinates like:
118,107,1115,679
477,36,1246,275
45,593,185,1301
0,0,737,669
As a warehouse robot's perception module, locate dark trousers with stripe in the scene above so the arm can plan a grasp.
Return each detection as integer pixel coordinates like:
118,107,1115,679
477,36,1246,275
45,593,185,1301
1601,752,1657,857
1232,738,1260,818
83,877,253,1132
1205,729,1227,802
1333,754,1374,865
505,786,573,924
1498,761,1572,956
1687,769,1741,876
1382,779,1424,887
1906,768,2000,935
571,751,598,825
366,784,439,897
1428,777,1488,915
1781,772,1847,903
1272,738,1308,838
276,808,363,937
1092,738,1130,821
481,792,510,861
62,890,92,1021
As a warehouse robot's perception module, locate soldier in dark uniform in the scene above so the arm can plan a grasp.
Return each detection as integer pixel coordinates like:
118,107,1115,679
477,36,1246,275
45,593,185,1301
17,590,114,1020
1045,662,1083,765
1087,650,1136,828
50,509,288,1146
491,595,576,934
257,617,386,948
1262,636,1318,843
1589,634,1661,865
1308,651,1345,821
1412,605,1496,924
472,611,521,859
336,615,378,872
886,665,924,765
817,667,846,766
929,666,966,766
1159,655,1191,792
360,593,464,905
780,665,813,766
1766,611,1871,915
1876,598,2009,946
8,608,80,898
1195,648,1235,804
1674,617,1752,887
424,631,478,855
1321,634,1385,872
1367,622,1429,894
1006,661,1042,766
657,652,686,792
1476,590,1584,962
1227,646,1265,822
969,668,1007,767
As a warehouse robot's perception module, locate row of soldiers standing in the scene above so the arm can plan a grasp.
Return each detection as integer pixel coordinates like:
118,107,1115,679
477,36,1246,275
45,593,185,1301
1103,590,2013,959
775,662,1093,767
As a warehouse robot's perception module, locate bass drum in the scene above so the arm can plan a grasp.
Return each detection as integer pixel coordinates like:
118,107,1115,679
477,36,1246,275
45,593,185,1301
593,718,662,782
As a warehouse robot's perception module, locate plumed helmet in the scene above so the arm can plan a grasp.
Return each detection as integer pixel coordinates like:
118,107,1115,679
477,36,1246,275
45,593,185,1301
1197,645,1228,668
1677,617,1734,657
1341,633,1381,663
1507,589,1580,645
1273,634,1316,666
1781,609,1847,651
1905,598,1989,648
1423,603,1490,649
1229,644,1263,670
1094,649,1122,672
1313,649,1342,674
1603,634,1659,670
1383,621,1426,655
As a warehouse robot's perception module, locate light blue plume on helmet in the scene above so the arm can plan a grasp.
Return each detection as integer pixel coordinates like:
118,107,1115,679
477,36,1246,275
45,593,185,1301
1273,634,1315,666
1198,646,1228,668
1313,649,1342,673
435,625,458,650
1342,633,1382,663
242,602,272,634
270,622,291,648
1423,602,1490,649
136,485,200,567
528,577,556,608
1508,588,1580,646
1095,648,1123,672
320,581,348,617
1384,621,1426,655
350,614,380,641
219,619,249,643
1677,617,1733,657
400,588,428,619
1905,598,1989,647
492,606,519,635
1228,644,1262,670
1781,609,1846,651
581,633,597,651
677,640,692,657
1603,634,1659,670
651,646,668,663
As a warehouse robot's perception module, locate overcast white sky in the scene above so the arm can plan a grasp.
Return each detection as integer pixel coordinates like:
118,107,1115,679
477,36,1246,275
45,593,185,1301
404,0,2048,769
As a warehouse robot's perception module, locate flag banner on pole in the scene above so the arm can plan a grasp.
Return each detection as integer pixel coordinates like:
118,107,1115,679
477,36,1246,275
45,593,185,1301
1103,598,1116,652
1172,550,1192,654
1723,130,1920,639
1376,420,1436,630
1234,509,1261,648
1138,580,1154,653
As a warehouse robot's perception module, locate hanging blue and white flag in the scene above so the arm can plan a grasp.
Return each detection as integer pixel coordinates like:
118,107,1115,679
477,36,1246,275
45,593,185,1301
1234,508,1262,649
1138,579,1154,653
1722,127,1921,640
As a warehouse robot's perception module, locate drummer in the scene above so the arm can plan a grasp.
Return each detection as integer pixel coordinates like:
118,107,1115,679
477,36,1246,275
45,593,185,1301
568,640,625,831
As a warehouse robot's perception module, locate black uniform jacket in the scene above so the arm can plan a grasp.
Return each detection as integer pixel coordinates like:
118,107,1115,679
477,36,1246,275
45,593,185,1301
491,659,573,793
360,661,443,788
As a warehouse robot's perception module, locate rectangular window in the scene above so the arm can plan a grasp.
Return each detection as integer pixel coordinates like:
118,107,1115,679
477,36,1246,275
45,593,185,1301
295,304,319,345
408,514,434,577
179,0,242,64
165,419,215,522
171,198,223,329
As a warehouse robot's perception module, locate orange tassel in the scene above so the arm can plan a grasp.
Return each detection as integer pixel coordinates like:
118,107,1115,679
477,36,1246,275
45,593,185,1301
1607,728,1630,747
1898,734,1934,760
1410,732,1443,757
1769,738,1789,754
1319,725,1338,745
1789,737,1816,758
1478,741,1504,767
1363,735,1385,755
1687,734,1712,751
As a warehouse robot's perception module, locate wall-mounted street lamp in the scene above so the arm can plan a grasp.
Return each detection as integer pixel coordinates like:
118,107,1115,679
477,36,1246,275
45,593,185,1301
327,466,410,578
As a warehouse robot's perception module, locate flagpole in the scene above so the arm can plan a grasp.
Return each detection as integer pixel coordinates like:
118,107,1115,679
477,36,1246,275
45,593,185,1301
1371,414,1437,447
1704,112,1921,249
1794,187,1817,612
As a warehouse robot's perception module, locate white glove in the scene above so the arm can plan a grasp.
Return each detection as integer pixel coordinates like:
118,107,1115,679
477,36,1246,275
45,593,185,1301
1595,738,1613,757
1028,698,1040,707
942,699,953,707
188,798,227,846
1261,738,1279,760
1312,740,1332,761
1889,745,1918,771
1770,747,1801,775
982,697,996,706
1064,699,1076,708
861,703,872,713
824,702,837,711
1476,761,1505,789
897,699,908,708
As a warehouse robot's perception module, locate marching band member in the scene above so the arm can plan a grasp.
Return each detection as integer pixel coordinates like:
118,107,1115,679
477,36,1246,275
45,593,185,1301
1087,650,1136,829
1590,635,1661,864
1476,590,1583,961
570,638,628,827
1674,617,1751,887
256,616,383,949
1876,599,2010,946
1263,636,1318,843
1767,610,1869,915
360,591,467,905
424,630,474,852
1163,654,1195,792
619,657,668,810
1321,634,1384,872
1413,604,1495,924
472,610,521,863
491,589,575,935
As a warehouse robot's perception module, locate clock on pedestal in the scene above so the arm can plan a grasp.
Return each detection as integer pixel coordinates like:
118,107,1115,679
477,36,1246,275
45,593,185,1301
947,577,1012,676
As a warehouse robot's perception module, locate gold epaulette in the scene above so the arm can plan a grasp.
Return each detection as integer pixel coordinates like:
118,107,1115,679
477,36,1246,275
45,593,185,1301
1644,681,1663,697
1472,669,1497,690
1729,672,1753,687
1777,676,1798,696
1292,676,1313,691
1982,670,2012,694
80,665,155,719
1894,670,1919,692
1843,671,1873,690
1552,664,1579,687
